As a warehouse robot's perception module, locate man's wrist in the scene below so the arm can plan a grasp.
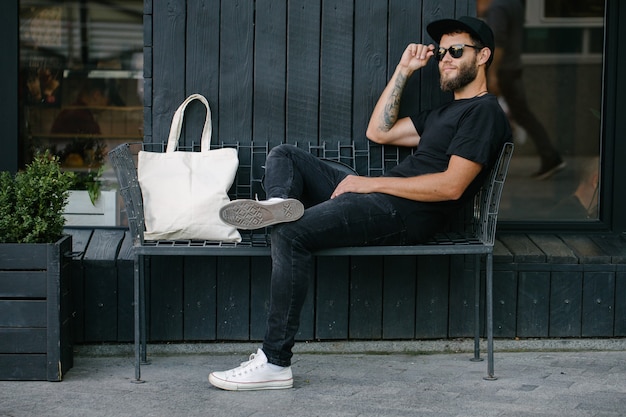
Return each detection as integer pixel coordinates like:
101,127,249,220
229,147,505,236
395,64,415,78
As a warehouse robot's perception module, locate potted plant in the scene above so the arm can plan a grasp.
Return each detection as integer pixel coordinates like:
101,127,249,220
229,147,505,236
0,151,75,381
63,166,119,226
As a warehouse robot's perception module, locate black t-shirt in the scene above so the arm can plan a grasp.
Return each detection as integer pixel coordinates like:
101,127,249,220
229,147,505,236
384,93,511,206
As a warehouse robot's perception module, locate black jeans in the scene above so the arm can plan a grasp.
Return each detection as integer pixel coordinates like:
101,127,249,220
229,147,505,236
261,144,447,366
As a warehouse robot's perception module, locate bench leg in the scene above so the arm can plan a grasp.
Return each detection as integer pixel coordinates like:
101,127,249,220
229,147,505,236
484,252,497,381
131,254,144,383
140,256,148,366
470,254,483,362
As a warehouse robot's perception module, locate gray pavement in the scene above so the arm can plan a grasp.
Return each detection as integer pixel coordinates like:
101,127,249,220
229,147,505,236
1,340,625,417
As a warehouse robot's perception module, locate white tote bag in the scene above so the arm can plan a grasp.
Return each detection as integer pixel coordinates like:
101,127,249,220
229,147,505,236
138,94,241,242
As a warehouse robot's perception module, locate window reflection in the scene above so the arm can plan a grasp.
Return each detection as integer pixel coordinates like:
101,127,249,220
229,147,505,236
478,0,604,221
19,0,143,226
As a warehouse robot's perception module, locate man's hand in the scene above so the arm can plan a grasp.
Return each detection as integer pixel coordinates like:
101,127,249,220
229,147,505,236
331,175,377,199
399,43,436,73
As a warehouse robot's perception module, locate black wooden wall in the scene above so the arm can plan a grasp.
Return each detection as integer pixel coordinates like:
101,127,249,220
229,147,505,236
74,0,621,345
135,0,483,342
144,0,477,150
67,228,626,343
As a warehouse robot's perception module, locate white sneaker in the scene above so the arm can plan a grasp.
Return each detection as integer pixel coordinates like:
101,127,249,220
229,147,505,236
219,198,304,230
208,349,293,391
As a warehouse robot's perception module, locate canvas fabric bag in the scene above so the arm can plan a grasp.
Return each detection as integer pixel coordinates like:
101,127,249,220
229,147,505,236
138,94,241,242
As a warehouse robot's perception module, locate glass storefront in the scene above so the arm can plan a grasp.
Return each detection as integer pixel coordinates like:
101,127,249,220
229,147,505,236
19,0,143,226
483,0,605,221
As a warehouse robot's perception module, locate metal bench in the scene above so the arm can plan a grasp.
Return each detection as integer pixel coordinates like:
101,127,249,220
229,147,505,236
109,140,514,383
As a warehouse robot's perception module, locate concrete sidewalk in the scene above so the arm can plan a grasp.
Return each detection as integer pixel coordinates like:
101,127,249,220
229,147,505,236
1,341,625,417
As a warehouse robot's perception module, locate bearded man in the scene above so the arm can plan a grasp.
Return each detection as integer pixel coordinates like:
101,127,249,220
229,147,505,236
209,16,511,391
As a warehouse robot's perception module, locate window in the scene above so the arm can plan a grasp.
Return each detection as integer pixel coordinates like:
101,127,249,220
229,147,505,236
481,0,605,221
19,0,143,226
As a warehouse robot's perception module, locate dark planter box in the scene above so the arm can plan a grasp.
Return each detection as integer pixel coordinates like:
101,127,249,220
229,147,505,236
0,235,73,381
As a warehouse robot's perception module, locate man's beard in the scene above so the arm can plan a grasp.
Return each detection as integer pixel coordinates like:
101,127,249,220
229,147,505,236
440,57,478,92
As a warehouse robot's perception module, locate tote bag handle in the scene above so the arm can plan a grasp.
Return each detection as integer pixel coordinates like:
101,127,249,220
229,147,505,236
165,93,212,153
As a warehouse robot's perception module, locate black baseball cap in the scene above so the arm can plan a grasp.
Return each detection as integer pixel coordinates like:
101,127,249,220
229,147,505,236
426,16,495,65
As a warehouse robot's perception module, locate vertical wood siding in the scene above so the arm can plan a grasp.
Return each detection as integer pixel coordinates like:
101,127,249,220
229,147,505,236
145,0,474,147
141,0,467,342
60,0,609,344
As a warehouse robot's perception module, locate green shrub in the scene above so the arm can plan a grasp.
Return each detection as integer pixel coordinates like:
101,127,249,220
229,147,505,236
0,151,74,243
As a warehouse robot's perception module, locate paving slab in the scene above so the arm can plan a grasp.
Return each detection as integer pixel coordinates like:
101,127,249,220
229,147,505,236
1,344,625,417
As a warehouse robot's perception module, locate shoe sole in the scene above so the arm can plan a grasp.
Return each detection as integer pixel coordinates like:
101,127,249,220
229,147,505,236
208,373,293,391
219,199,304,230
533,161,566,180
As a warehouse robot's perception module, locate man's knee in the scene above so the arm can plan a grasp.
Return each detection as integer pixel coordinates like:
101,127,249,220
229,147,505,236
268,143,297,160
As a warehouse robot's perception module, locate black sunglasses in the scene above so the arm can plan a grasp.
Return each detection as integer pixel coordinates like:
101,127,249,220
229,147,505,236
435,44,482,61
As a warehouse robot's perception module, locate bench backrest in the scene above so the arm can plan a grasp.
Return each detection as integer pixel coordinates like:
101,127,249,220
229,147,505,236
108,141,513,246
473,142,514,246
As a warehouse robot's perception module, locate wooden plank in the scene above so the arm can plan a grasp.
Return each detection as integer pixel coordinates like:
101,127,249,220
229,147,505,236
65,228,92,344
53,236,73,381
388,0,423,117
0,301,46,327
493,270,517,337
83,263,119,342
83,229,125,261
319,0,353,146
253,0,287,147
144,43,152,80
0,328,46,353
560,234,611,264
0,355,47,381
216,257,250,340
0,271,46,298
383,256,416,339
63,228,93,255
459,0,477,16
549,270,583,337
151,0,186,145
143,86,152,139
144,0,152,15
286,0,321,142
249,257,271,341
493,237,514,263
615,270,626,336
59,313,73,379
116,231,134,342
0,243,48,269
448,256,475,337
352,0,388,151
581,271,615,336
421,0,453,111
517,271,550,337
349,256,383,339
498,234,546,263
315,257,349,339
218,0,254,142
415,255,449,339
148,257,184,341
143,5,153,47
528,234,578,264
82,230,124,342
183,257,217,340
185,0,220,143
588,234,626,264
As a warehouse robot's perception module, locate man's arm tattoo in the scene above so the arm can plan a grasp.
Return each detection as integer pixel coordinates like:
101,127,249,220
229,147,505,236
380,73,406,132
